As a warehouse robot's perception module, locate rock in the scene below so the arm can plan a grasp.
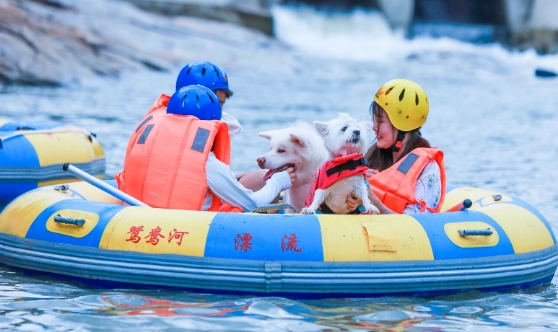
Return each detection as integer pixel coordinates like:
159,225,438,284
0,0,170,86
120,0,275,36
0,0,296,87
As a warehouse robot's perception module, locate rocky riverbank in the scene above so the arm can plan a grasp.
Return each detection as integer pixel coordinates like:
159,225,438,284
0,0,159,85
0,0,285,87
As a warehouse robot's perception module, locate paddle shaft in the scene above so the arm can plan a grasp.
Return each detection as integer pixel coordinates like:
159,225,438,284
62,163,150,207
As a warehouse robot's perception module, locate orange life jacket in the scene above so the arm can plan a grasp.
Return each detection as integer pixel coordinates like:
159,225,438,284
115,112,241,212
123,94,170,161
368,148,446,213
305,153,368,207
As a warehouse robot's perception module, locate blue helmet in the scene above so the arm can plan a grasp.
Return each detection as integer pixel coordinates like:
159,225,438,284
175,61,233,97
167,85,222,121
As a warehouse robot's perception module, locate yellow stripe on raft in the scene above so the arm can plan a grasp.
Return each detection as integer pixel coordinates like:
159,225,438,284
99,208,214,256
90,136,105,160
477,203,554,253
38,178,82,188
26,132,101,166
441,187,498,211
318,214,434,262
38,175,105,189
0,189,76,237
63,181,121,204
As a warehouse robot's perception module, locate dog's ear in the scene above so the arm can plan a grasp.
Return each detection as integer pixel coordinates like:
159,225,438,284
290,133,306,147
313,121,329,137
338,112,351,120
258,131,272,140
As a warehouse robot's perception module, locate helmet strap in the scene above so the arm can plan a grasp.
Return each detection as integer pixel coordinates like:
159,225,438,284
390,130,407,152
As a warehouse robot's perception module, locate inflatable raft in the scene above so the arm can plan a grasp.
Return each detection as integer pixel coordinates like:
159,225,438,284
0,182,556,296
0,120,105,205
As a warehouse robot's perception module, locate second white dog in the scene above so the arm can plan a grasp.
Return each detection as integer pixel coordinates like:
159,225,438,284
301,113,380,215
257,124,328,213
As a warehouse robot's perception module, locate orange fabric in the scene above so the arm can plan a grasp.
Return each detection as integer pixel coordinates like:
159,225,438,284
147,94,171,116
116,113,240,212
368,148,446,214
123,94,170,161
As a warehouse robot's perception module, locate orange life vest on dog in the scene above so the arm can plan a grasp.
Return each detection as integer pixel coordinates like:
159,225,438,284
305,153,369,207
116,112,241,212
368,147,446,213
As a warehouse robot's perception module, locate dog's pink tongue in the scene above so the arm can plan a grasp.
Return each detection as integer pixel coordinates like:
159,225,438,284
263,169,276,181
263,164,294,181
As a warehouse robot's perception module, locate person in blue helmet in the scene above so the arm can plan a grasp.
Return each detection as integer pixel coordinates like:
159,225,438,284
175,61,244,139
176,61,233,108
122,60,267,191
123,61,236,152
116,85,294,212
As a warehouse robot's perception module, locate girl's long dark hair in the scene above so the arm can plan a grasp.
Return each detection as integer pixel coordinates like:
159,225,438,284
365,102,430,171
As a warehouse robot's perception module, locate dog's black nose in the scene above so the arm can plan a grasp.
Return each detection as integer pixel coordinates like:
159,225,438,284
353,130,360,135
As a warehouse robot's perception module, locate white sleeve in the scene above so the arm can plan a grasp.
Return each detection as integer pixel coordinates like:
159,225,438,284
205,153,291,212
403,161,442,214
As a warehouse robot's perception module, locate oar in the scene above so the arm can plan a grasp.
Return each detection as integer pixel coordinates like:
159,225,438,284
62,163,150,207
62,163,293,212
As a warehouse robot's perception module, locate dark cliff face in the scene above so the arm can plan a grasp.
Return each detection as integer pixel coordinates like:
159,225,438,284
0,0,172,87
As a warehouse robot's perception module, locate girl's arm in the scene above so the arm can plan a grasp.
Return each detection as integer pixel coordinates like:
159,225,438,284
347,188,395,214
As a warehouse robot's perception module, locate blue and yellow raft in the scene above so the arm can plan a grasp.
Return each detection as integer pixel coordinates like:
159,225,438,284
0,182,556,296
0,119,105,205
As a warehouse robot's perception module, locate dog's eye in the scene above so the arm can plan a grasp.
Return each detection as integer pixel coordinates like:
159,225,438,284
341,126,348,132
277,149,286,153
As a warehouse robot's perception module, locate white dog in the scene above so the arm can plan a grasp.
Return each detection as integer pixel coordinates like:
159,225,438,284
257,124,328,213
301,113,380,215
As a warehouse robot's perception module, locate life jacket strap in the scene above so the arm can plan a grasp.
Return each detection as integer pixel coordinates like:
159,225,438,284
326,157,368,177
390,130,407,152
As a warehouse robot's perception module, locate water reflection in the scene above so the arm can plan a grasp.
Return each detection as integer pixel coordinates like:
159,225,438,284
0,272,557,330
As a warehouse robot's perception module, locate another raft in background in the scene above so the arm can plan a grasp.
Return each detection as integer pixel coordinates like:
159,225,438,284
0,119,105,205
0,181,555,297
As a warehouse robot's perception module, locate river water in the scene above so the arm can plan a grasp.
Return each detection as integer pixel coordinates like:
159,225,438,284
1,3,558,331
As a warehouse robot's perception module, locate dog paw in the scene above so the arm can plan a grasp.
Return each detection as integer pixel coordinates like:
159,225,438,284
363,203,381,215
300,207,315,214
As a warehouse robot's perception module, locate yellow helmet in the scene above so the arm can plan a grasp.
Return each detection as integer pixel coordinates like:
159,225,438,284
373,79,429,132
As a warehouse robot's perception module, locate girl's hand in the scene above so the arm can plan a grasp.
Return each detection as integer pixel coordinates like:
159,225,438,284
346,193,363,211
286,167,296,185
366,169,379,179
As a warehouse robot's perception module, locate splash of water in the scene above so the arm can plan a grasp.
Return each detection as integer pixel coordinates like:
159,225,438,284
271,4,558,75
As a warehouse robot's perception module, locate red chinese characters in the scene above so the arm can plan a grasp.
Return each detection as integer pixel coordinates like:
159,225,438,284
234,233,253,252
145,226,165,245
125,226,144,243
168,228,189,246
45,132,61,141
282,233,302,252
125,226,188,246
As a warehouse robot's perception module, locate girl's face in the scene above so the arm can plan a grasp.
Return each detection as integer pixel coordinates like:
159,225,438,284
372,107,397,149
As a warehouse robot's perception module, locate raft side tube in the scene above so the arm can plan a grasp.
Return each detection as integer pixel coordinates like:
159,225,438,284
0,233,556,295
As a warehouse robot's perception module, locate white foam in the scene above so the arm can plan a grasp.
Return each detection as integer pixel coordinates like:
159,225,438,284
272,5,558,73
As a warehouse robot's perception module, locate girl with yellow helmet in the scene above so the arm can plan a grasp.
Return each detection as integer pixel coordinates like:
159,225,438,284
348,79,447,214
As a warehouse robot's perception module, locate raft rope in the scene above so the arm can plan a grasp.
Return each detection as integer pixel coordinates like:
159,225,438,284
0,126,96,148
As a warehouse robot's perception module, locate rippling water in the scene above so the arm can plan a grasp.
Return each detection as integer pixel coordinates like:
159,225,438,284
1,3,558,331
